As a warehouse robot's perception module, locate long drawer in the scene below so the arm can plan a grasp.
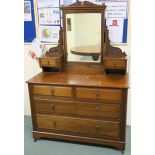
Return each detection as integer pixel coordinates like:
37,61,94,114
37,115,120,138
32,85,73,98
34,100,121,119
76,87,122,103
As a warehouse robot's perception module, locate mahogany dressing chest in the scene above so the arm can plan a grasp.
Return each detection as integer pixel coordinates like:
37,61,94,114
27,1,128,153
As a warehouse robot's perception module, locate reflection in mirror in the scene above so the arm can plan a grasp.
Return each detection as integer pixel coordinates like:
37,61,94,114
66,13,101,62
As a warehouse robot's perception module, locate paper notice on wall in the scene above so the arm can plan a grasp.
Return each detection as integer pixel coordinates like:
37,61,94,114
29,38,45,59
63,0,77,6
37,0,59,8
38,8,60,25
60,0,64,5
24,1,32,21
106,18,124,43
39,26,60,42
105,1,128,18
88,0,103,5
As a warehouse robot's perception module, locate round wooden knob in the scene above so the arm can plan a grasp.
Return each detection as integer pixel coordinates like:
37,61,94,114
53,121,56,128
96,125,100,132
51,104,55,112
96,93,100,98
96,107,100,111
113,63,117,67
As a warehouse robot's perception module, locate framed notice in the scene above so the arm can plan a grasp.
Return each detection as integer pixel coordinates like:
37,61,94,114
39,26,60,42
38,8,60,25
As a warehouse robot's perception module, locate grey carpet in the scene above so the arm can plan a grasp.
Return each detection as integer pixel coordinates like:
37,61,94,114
24,115,131,155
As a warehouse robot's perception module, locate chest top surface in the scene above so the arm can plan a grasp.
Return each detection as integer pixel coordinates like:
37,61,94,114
26,71,128,89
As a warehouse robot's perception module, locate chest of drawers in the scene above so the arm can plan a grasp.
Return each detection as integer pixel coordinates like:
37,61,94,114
27,72,128,152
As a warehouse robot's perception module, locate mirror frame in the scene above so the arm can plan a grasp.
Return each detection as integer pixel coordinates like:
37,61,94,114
60,1,106,65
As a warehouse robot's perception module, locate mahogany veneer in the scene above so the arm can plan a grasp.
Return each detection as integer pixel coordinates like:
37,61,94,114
27,67,128,152
26,1,128,153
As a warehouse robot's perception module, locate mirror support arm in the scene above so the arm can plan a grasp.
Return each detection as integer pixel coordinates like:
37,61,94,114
104,26,126,58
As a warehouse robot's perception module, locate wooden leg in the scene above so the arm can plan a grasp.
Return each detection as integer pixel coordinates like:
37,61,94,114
121,150,124,154
33,132,40,142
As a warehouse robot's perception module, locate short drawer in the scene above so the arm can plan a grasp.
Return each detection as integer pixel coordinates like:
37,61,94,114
35,100,76,115
32,85,73,98
76,87,122,102
77,102,121,119
39,58,58,67
54,87,73,98
104,60,126,69
37,115,120,138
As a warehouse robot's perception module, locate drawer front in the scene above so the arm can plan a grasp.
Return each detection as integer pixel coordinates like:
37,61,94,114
75,117,120,138
76,87,122,102
40,58,48,66
54,87,73,98
33,85,53,95
32,85,73,98
37,115,120,138
40,58,57,67
77,102,121,119
48,59,57,66
104,60,126,69
35,101,76,115
35,100,121,119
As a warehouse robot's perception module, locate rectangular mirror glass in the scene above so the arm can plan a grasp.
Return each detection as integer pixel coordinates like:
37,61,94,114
66,13,101,62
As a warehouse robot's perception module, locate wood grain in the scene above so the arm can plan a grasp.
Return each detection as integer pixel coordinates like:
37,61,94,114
34,99,121,119
32,85,73,98
36,115,120,138
26,71,128,88
27,1,128,152
76,87,122,102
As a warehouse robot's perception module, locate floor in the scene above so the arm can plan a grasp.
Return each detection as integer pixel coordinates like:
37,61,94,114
24,115,131,155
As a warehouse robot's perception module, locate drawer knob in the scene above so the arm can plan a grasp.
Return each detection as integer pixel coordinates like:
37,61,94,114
113,63,116,67
96,107,100,111
96,125,100,132
51,104,55,113
96,93,100,98
53,121,56,128
51,89,54,96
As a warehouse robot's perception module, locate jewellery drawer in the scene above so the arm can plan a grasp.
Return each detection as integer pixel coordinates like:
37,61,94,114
32,85,73,98
36,115,121,138
76,87,122,102
104,60,126,69
39,58,59,67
